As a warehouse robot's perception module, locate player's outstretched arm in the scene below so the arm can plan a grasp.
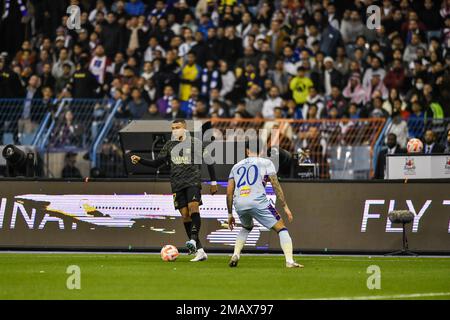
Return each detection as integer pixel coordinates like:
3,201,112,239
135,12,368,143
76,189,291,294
130,154,165,167
130,141,170,167
226,178,236,230
202,142,218,194
136,156,166,167
269,174,293,222
207,164,218,195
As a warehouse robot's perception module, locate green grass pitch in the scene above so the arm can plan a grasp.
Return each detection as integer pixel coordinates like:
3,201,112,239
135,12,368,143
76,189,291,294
0,253,449,300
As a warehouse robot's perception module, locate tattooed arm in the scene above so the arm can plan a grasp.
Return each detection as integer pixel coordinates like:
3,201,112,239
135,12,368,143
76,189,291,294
269,174,293,222
226,178,236,230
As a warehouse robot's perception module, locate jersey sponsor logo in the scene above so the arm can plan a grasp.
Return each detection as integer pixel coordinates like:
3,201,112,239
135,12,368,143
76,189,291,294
239,186,251,197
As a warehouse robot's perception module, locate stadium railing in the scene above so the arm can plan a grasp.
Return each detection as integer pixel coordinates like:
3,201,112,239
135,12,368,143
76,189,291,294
372,118,392,177
210,118,387,179
0,98,55,146
36,98,120,153
90,100,127,177
0,101,389,180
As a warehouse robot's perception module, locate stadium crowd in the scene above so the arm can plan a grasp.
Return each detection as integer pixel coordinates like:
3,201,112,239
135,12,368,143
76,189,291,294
0,0,449,178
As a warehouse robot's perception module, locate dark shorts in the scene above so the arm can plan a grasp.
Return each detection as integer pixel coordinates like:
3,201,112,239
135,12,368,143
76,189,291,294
173,186,202,210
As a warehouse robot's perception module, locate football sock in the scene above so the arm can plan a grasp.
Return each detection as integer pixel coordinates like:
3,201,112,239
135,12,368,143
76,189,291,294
183,221,192,239
233,227,251,258
278,229,294,263
190,212,203,249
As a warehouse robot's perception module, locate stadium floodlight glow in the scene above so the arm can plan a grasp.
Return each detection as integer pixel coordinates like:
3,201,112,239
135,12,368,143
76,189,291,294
1,144,35,178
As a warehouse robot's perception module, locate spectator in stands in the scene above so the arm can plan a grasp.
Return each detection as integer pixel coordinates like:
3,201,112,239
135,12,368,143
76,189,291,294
127,88,147,119
445,129,450,154
423,130,446,154
218,60,235,99
40,86,58,118
89,45,111,85
40,63,55,91
245,84,264,118
386,112,408,148
125,0,145,17
270,59,289,95
423,84,445,120
142,103,162,120
364,74,388,102
222,25,243,66
362,56,386,88
18,75,42,137
0,56,24,98
290,66,313,106
346,103,361,119
262,86,283,119
200,58,221,99
179,52,201,101
403,34,427,64
323,86,346,118
55,63,73,96
285,99,303,119
70,57,100,99
61,152,82,179
192,99,209,119
311,56,343,96
369,97,389,119
340,10,364,44
165,98,186,120
384,58,406,92
52,48,74,80
102,12,122,58
374,133,406,180
0,0,448,179
303,86,324,119
51,110,83,148
343,73,366,106
156,85,175,117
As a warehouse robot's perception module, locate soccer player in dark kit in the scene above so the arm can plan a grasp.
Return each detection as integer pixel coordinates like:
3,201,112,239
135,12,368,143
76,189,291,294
130,119,217,261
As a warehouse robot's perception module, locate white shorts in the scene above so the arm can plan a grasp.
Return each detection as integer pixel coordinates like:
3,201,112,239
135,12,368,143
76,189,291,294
236,203,281,230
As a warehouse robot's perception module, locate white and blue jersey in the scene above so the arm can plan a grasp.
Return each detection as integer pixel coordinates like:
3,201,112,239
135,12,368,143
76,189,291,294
229,157,280,229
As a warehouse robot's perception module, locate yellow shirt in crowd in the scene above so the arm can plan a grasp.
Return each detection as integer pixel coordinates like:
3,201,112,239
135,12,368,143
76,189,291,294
289,76,314,105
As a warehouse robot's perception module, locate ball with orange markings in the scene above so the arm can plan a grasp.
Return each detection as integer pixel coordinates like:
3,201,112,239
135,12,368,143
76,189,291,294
160,245,179,261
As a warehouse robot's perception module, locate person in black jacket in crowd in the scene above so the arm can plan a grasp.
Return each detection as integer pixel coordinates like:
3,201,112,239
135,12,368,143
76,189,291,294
423,130,446,154
61,152,82,178
374,133,406,180
0,55,24,98
68,56,100,99
311,56,344,95
101,12,123,59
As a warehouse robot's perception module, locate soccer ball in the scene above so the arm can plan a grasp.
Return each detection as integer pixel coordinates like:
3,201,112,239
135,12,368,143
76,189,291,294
160,245,179,262
407,138,424,153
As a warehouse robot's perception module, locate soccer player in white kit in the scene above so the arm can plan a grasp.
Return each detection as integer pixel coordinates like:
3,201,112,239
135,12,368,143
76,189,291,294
226,140,304,268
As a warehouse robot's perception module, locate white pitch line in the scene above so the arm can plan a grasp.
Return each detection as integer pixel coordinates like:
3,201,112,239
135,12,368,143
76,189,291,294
309,292,450,300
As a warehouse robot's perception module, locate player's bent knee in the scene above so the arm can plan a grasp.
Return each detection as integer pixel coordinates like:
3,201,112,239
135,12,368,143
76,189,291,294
187,202,200,214
243,225,253,232
272,221,287,233
179,207,190,220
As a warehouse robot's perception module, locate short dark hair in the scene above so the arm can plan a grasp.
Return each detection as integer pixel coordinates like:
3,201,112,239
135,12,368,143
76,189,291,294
172,119,186,125
245,137,262,155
